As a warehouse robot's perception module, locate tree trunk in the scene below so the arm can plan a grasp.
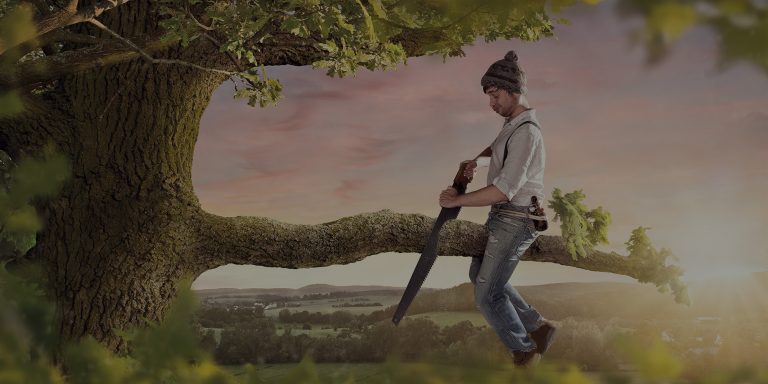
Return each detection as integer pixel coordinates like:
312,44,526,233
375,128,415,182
3,39,227,354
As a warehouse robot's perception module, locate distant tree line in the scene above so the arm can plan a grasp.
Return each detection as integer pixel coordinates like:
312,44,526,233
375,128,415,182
331,302,382,308
202,316,627,369
196,306,266,328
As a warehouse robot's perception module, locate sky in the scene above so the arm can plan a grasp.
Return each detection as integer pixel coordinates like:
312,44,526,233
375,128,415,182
190,1,768,290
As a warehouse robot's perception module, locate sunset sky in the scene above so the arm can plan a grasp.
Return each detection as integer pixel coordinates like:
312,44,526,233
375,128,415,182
190,1,767,290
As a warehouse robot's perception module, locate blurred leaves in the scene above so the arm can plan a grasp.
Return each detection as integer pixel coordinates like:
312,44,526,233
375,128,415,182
1,265,262,384
0,3,34,55
612,335,684,383
0,4,32,116
618,0,768,72
0,90,23,118
0,143,72,261
0,269,60,384
64,278,257,384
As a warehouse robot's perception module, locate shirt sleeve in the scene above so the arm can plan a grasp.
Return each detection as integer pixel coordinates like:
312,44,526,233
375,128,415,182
491,126,539,201
476,156,490,167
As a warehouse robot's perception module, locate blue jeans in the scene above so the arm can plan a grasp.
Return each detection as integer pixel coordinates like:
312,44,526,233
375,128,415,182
469,204,544,353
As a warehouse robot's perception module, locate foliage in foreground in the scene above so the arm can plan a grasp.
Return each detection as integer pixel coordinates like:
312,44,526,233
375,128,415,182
2,264,768,384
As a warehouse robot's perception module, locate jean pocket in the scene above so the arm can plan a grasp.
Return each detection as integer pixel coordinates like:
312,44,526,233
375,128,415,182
524,219,540,237
491,211,525,226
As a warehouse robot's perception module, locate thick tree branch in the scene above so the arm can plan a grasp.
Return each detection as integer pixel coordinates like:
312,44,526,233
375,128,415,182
3,29,331,88
1,37,174,88
88,19,237,76
1,28,101,65
192,209,686,301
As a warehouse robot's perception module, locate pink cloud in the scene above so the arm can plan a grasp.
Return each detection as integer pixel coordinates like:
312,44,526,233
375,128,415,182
334,179,368,201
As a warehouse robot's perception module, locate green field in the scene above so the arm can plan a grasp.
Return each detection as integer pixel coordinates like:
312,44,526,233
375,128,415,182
212,311,488,342
207,324,350,339
277,311,488,338
409,311,487,327
275,324,347,338
262,294,401,316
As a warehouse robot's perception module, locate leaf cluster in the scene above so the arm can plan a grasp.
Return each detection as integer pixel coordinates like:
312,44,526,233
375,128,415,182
625,226,689,304
547,188,612,260
154,0,570,107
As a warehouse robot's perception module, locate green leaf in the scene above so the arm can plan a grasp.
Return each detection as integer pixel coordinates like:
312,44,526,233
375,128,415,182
369,0,387,19
336,12,356,33
354,0,377,43
318,40,338,53
548,188,611,260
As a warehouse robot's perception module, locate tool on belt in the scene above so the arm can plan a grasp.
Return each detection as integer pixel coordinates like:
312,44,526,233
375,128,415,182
491,196,548,232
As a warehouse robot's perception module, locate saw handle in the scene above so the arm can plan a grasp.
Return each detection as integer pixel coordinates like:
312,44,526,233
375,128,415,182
452,146,491,194
452,162,472,194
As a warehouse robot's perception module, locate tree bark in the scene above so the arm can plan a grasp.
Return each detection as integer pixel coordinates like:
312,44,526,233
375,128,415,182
192,209,681,287
2,1,229,354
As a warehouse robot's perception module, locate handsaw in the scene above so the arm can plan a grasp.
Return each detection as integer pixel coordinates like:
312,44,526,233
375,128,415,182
392,148,490,325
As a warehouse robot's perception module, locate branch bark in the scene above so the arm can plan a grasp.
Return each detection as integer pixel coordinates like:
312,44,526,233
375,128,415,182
191,209,685,294
1,37,173,88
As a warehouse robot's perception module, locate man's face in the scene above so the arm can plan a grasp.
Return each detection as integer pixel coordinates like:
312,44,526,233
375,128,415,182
485,87,519,117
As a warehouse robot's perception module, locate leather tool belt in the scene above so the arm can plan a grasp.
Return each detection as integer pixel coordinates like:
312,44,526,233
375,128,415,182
490,196,549,232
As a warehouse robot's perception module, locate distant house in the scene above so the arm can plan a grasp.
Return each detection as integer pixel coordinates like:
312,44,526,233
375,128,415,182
685,333,723,357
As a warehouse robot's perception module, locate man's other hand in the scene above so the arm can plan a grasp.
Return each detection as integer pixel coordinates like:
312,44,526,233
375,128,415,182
439,186,461,208
461,160,478,179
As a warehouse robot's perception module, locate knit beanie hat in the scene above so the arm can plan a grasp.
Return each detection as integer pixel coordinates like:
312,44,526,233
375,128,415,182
481,50,526,95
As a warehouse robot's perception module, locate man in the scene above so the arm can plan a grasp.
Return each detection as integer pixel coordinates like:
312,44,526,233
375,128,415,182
438,50,557,368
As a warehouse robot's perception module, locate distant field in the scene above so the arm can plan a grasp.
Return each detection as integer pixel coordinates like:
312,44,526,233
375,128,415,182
275,324,346,338
409,311,487,327
206,324,349,339
263,294,401,316
211,311,486,341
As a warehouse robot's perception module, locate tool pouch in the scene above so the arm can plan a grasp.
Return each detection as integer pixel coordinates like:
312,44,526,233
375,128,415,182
529,196,548,232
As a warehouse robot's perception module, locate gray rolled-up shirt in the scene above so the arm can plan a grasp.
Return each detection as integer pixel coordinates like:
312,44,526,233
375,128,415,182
477,108,545,206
